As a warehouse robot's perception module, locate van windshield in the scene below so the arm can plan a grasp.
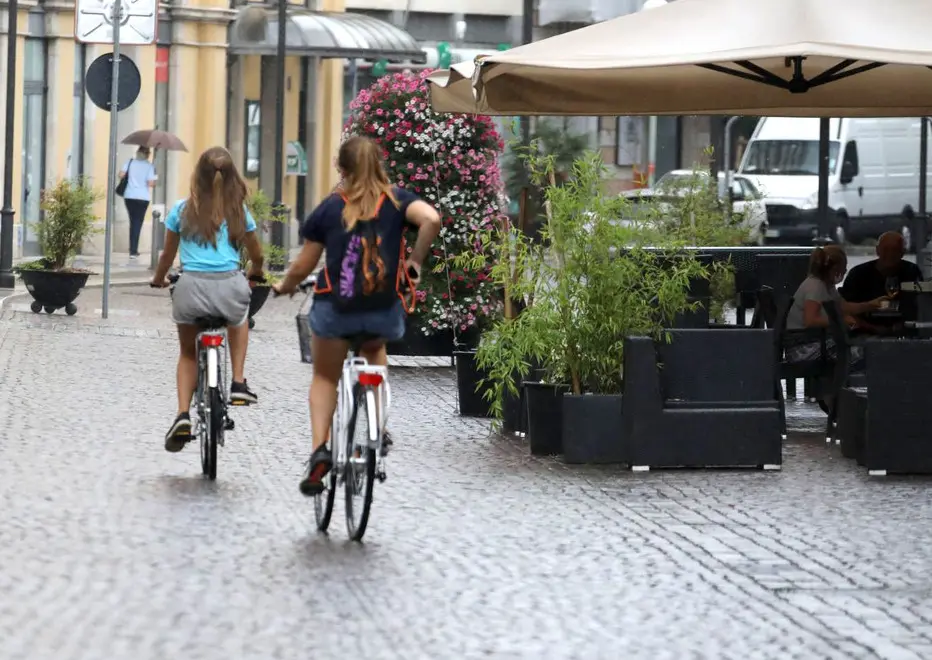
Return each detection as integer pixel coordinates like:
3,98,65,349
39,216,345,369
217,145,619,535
740,140,839,176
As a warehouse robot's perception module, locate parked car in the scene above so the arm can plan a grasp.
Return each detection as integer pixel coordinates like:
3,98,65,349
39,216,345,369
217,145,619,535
737,116,932,251
620,169,768,245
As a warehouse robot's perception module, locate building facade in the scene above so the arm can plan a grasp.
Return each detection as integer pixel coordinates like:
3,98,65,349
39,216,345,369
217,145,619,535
0,0,522,261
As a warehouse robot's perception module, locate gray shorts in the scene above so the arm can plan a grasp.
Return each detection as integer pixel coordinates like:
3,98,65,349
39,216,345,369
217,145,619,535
171,271,251,327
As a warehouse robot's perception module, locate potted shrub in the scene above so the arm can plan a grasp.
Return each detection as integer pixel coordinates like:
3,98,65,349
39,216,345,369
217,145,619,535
16,178,102,315
242,189,286,329
470,149,708,461
343,71,506,354
452,177,544,427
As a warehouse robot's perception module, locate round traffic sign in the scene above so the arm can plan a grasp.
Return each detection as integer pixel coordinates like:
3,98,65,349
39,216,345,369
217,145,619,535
85,53,141,112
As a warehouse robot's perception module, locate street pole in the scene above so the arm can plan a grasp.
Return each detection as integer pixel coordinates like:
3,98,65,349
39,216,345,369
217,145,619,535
722,115,740,222
519,0,533,146
272,0,287,251
816,117,830,244
0,0,20,289
101,0,123,318
640,0,666,188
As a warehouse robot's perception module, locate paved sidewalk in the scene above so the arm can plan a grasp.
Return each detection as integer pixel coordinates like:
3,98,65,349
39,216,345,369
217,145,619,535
1,288,932,659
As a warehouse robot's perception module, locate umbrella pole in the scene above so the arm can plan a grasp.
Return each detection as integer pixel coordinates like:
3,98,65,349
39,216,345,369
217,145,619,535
816,117,830,245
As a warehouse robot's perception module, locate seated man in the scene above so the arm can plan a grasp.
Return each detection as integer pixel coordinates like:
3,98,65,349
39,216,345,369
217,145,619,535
841,231,923,331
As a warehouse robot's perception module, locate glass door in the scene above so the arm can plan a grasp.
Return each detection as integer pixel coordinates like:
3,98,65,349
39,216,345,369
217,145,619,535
21,93,44,257
21,38,46,258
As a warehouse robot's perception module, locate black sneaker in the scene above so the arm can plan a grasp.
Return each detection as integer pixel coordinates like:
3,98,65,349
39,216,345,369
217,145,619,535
230,380,258,406
164,413,192,452
381,431,394,457
299,446,333,496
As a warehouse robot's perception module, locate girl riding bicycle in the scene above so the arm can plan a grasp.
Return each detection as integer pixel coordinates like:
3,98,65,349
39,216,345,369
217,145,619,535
273,136,441,495
151,146,265,452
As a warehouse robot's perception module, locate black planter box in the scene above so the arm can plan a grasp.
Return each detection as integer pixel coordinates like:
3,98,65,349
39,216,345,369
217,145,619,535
386,318,480,357
562,394,625,464
502,379,525,435
454,350,493,417
525,382,569,456
21,269,90,315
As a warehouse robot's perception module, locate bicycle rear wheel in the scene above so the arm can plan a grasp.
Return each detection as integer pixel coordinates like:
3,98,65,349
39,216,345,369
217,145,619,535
314,417,338,532
203,387,221,481
344,384,376,541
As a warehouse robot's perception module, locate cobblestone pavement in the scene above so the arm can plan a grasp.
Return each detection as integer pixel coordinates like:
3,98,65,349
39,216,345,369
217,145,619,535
2,286,932,660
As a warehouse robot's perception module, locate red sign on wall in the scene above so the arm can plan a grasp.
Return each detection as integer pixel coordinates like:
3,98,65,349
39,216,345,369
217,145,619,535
155,47,169,84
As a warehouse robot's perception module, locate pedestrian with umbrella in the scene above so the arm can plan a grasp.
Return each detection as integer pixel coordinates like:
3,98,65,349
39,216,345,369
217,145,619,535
118,130,188,263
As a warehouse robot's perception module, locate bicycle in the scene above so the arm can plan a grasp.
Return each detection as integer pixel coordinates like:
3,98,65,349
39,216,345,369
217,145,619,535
291,275,394,541
153,273,243,481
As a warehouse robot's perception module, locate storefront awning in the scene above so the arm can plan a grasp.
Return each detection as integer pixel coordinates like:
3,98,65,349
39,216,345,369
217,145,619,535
229,10,427,62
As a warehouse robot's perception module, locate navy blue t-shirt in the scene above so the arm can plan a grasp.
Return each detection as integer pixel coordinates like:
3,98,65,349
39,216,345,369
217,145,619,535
300,186,419,304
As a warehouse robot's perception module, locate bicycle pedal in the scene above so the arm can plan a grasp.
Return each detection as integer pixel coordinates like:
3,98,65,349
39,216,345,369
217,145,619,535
376,471,387,483
224,418,235,431
229,400,250,407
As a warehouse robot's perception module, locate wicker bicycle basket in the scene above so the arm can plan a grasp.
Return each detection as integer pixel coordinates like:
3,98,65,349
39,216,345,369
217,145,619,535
295,290,314,364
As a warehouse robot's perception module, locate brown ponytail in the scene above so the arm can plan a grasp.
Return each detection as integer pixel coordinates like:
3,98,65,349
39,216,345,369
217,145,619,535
808,245,847,282
181,146,248,247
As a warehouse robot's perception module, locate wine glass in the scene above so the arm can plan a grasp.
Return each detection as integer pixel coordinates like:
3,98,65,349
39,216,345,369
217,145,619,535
885,276,900,310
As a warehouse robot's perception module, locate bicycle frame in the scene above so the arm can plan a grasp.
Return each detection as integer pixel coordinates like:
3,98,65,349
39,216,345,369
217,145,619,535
332,352,391,469
194,329,229,438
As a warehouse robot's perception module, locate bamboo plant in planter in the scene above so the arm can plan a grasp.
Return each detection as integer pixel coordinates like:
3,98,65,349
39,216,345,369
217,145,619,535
15,178,102,315
469,149,709,461
242,189,286,329
453,182,546,427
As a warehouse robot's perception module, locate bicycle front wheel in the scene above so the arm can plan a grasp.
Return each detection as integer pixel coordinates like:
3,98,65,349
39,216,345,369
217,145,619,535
314,417,337,532
344,384,376,542
203,386,222,481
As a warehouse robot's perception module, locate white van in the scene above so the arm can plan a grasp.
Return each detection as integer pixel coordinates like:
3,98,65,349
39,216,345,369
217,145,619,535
737,117,932,251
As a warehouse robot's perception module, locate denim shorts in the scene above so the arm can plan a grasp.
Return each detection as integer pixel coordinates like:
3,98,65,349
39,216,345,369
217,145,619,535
308,297,406,342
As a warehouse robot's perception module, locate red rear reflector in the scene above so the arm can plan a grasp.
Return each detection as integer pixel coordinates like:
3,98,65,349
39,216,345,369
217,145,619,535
358,372,383,387
200,334,224,347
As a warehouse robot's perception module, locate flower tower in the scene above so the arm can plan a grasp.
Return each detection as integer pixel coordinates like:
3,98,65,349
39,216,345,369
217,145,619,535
342,70,506,338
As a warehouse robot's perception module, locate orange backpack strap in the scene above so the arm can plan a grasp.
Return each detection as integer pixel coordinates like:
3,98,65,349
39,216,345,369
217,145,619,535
340,193,387,220
395,236,416,314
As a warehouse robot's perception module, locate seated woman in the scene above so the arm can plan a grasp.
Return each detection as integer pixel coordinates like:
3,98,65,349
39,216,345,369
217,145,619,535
785,245,886,368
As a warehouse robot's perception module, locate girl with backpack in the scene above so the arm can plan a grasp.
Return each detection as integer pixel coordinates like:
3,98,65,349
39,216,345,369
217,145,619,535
273,136,441,495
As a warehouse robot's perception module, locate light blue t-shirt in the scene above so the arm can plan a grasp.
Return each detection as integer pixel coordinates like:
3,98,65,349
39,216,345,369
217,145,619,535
164,199,257,272
120,158,157,201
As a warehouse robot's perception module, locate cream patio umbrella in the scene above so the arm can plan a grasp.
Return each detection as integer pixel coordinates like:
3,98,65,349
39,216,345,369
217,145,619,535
426,62,485,114
462,0,932,117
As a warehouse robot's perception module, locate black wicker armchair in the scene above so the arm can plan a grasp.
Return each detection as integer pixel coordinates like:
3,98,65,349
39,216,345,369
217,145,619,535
621,329,783,470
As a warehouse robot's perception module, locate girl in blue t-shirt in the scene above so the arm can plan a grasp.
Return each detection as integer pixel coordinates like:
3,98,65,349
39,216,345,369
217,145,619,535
151,146,265,452
274,136,441,495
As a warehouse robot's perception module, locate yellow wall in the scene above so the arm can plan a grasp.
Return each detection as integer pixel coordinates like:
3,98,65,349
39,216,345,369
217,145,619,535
3,0,353,260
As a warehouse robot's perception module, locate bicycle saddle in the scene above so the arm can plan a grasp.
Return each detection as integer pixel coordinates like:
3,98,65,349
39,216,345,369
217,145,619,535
195,316,228,330
343,333,383,352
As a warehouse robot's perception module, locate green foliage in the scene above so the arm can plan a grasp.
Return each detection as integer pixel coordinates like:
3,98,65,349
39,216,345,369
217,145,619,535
503,119,590,231
631,157,752,322
462,146,707,409
36,178,102,271
243,188,286,281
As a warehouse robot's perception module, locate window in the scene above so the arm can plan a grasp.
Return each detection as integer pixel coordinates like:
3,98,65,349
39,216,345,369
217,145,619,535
70,46,85,180
741,139,840,176
841,140,859,173
244,100,260,178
